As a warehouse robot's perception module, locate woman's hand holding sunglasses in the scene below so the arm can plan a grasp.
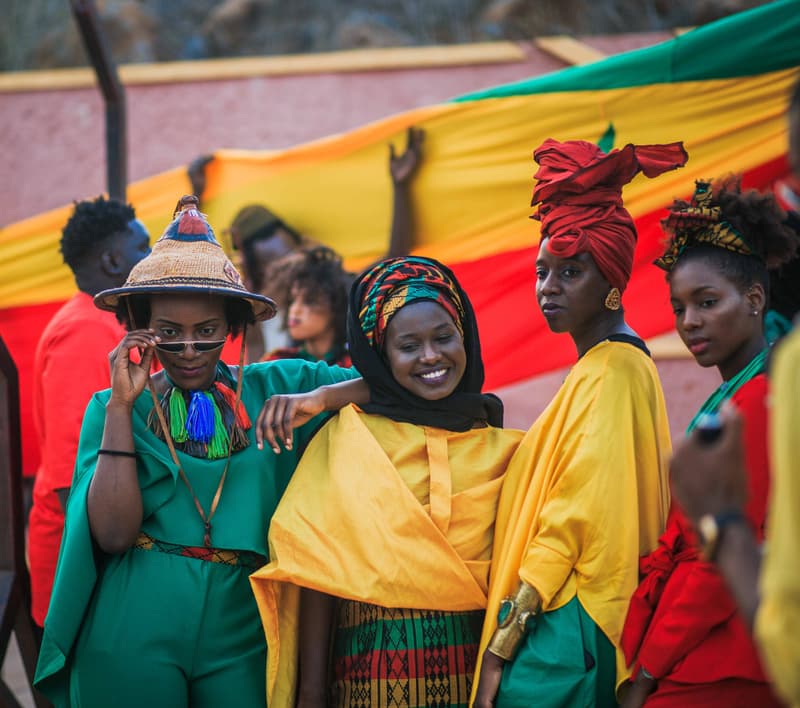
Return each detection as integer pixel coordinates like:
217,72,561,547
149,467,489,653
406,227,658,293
108,329,160,410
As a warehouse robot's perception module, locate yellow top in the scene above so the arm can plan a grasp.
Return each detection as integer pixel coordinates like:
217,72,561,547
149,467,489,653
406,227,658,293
250,404,523,708
475,340,671,693
756,327,800,708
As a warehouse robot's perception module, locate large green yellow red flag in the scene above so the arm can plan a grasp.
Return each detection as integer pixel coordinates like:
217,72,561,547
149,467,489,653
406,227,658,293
2,0,799,474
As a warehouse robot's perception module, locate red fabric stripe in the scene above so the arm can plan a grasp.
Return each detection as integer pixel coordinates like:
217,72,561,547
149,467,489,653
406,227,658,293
453,155,790,390
334,644,475,681
0,155,790,472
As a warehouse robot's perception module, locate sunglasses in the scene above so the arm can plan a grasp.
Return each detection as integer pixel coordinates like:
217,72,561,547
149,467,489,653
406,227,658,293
155,340,226,354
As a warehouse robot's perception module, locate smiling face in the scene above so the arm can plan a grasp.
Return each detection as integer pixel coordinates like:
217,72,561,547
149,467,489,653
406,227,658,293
384,300,467,400
149,294,229,390
535,238,611,338
669,257,765,380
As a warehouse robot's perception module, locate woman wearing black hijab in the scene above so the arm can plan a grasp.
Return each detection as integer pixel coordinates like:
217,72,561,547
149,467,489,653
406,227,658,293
251,256,523,708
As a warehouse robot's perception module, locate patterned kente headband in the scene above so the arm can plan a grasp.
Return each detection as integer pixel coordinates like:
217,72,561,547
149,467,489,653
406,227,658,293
358,257,465,350
654,180,754,271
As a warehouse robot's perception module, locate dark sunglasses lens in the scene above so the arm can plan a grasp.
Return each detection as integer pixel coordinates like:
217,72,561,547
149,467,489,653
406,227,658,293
155,341,225,354
156,342,184,353
194,340,226,352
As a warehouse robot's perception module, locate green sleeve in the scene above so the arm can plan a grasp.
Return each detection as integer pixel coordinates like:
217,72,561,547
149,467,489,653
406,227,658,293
243,359,359,451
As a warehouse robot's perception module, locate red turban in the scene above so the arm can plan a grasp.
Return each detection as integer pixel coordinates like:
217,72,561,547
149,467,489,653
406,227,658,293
531,139,688,291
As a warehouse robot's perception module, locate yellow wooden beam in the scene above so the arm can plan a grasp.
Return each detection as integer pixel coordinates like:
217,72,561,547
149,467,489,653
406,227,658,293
534,35,607,66
0,41,526,93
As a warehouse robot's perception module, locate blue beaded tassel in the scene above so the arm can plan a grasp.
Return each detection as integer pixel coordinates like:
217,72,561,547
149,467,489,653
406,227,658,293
186,390,215,443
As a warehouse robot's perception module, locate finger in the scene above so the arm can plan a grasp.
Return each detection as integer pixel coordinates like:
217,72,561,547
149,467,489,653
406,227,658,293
140,345,155,373
128,328,157,338
124,334,158,351
279,401,295,451
405,125,415,149
412,126,425,149
272,398,292,453
262,398,282,453
388,142,396,160
255,403,267,449
257,399,278,451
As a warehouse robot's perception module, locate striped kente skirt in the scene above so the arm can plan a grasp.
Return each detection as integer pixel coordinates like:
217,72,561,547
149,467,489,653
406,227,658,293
331,600,484,708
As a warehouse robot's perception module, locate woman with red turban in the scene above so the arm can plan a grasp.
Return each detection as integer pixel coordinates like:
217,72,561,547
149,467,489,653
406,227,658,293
472,138,687,708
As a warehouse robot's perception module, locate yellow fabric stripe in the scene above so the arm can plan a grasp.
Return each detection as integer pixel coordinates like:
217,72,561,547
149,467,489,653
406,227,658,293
0,67,794,309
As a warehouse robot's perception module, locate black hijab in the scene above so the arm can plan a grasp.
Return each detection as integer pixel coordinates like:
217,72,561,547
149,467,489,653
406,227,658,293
347,256,503,432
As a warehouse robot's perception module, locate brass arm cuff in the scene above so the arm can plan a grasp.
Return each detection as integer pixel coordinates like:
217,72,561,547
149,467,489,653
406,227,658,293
487,581,541,661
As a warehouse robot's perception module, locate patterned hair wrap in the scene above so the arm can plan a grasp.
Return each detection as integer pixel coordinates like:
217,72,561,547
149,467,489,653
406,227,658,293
347,256,503,432
532,139,688,291
654,180,755,271
358,257,465,350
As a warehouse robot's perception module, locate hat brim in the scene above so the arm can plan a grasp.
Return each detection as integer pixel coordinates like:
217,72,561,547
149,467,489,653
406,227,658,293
94,284,277,322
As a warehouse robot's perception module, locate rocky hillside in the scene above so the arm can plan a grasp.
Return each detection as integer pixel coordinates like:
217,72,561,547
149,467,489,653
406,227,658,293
2,0,770,72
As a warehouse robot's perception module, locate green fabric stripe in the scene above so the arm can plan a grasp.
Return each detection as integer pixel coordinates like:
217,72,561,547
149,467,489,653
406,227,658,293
334,605,483,658
454,0,800,102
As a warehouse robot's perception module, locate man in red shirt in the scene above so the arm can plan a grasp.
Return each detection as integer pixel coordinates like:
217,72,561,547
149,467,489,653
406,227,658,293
28,196,151,629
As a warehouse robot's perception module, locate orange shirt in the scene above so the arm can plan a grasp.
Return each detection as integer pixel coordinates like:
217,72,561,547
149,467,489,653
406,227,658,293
28,292,125,625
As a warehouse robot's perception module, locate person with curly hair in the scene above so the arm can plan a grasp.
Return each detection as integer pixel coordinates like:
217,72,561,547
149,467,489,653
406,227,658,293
263,246,353,367
27,196,151,632
196,126,425,361
33,197,367,708
620,175,799,708
666,75,800,708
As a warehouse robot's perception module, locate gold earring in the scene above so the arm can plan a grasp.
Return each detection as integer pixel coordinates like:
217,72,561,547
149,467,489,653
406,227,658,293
604,287,621,311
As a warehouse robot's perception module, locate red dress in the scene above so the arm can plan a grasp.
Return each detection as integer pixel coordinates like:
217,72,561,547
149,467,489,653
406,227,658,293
27,293,126,626
621,374,784,707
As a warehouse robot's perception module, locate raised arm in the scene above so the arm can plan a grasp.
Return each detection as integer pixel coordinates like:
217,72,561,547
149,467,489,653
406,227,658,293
386,126,425,258
187,154,215,209
87,329,158,553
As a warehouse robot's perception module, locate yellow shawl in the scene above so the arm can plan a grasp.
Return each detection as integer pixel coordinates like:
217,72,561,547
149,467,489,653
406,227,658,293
250,404,522,708
475,341,671,692
757,327,800,707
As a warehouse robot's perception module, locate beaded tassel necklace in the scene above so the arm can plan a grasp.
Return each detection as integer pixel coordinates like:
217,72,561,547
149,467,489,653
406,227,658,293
146,329,250,548
147,363,251,459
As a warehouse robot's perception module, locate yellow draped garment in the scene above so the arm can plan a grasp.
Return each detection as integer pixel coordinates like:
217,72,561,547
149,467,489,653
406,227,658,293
475,340,671,694
250,404,523,708
756,327,800,708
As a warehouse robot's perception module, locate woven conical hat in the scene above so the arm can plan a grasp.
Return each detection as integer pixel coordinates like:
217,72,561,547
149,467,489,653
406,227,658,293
95,197,276,321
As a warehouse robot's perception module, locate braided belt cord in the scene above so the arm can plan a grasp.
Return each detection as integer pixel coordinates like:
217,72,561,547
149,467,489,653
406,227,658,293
134,532,267,571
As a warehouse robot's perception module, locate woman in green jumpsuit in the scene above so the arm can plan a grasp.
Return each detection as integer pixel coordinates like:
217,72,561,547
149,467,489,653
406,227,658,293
34,196,363,708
